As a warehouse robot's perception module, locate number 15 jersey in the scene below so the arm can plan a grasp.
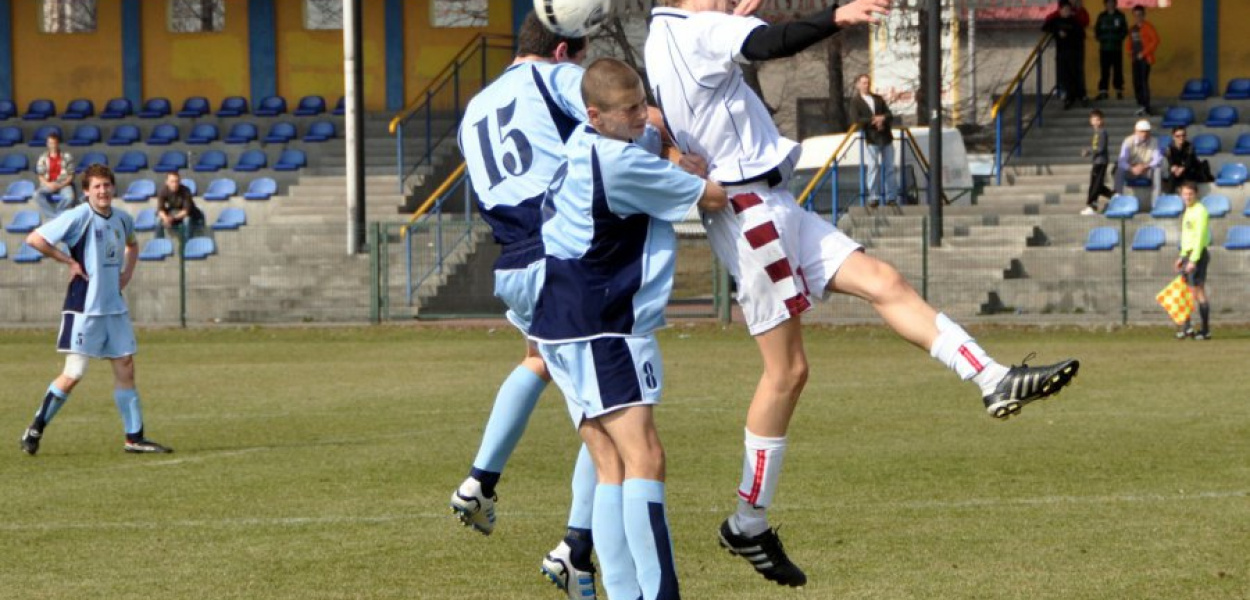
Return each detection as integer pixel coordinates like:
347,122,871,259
457,61,587,247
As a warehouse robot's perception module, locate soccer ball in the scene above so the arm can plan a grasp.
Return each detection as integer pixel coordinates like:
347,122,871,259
533,0,612,38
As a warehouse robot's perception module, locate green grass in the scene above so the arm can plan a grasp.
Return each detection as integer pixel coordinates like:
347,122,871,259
1,324,1247,600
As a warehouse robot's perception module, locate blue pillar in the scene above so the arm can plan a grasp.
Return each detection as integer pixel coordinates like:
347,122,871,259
1202,0,1218,88
121,0,142,103
513,1,529,37
248,0,277,101
0,0,13,100
385,0,404,112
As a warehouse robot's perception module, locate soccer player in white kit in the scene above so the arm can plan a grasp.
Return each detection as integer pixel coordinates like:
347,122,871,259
645,0,1080,586
19,164,172,456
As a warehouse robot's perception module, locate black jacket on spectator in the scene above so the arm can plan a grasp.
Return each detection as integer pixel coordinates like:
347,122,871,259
847,93,894,147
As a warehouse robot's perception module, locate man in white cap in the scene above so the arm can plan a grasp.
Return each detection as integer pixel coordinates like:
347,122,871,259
1114,119,1162,200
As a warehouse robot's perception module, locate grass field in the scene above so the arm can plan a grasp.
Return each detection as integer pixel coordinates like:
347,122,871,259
1,324,1247,600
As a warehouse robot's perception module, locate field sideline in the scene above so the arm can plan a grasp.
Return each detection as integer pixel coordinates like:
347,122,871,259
1,324,1247,600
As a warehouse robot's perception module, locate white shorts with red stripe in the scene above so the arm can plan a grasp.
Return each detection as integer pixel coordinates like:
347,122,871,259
702,182,861,336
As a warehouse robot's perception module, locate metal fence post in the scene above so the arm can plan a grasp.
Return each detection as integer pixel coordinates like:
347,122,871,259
995,113,1003,185
1120,218,1129,325
381,224,391,322
396,122,404,195
178,227,187,328
369,222,380,324
921,216,929,302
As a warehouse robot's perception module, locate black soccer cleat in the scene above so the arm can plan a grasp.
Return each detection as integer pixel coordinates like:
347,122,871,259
124,438,174,454
19,428,42,456
718,519,807,587
983,357,1080,419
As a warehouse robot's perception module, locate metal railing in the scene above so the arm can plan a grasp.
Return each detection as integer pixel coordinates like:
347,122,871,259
991,33,1056,185
795,125,936,218
388,34,515,194
389,162,478,314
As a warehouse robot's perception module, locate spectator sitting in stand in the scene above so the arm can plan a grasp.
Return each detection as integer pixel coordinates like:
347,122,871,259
35,132,78,219
156,171,206,241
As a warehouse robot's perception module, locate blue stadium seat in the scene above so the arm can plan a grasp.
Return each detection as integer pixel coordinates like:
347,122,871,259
28,125,63,147
75,151,108,173
1244,198,1250,218
1150,194,1183,218
182,178,197,196
1205,106,1239,128
332,96,345,116
1104,194,1139,219
273,149,306,171
255,95,287,117
203,177,237,201
14,242,43,263
1214,163,1248,187
243,177,277,200
193,150,228,172
23,99,55,120
139,238,174,261
0,240,6,259
1192,134,1221,157
0,153,29,174
1226,226,1250,250
187,123,219,145
224,122,258,144
114,150,148,173
63,98,95,120
212,207,247,230
1130,226,1166,251
133,208,157,231
1201,194,1230,218
263,121,297,144
303,120,336,142
1085,227,1119,251
177,96,210,118
122,179,156,202
1225,78,1250,100
183,236,216,260
234,150,267,172
294,95,326,116
1234,134,1250,156
153,150,188,173
100,97,134,119
1179,78,1213,101
107,124,141,146
0,125,21,147
217,96,249,117
66,124,100,147
137,97,172,119
2,180,35,203
6,210,41,233
0,99,15,119
1160,106,1193,128
147,123,180,145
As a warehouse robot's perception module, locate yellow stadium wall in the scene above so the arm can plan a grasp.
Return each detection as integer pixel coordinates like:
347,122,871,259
9,0,124,108
141,0,251,110
1082,3,1201,101
402,1,516,106
273,0,385,111
1218,0,1250,90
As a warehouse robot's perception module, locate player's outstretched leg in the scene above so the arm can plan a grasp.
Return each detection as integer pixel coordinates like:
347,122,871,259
451,362,548,535
981,357,1081,419
542,444,598,599
20,384,71,456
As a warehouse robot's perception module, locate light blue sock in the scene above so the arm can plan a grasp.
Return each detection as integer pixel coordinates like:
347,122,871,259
623,478,680,600
113,388,143,436
33,384,70,429
593,484,641,600
567,444,596,530
471,366,546,473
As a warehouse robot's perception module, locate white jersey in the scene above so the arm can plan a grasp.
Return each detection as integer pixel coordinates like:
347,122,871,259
644,7,800,184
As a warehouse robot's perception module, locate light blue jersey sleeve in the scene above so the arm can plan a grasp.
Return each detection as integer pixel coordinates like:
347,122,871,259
600,140,705,223
548,63,589,122
34,204,91,248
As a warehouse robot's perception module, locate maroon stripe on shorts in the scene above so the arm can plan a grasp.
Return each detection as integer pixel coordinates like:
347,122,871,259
763,258,793,283
785,294,811,316
743,222,780,249
730,192,763,214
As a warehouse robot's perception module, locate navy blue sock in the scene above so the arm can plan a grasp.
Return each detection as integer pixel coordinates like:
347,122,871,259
565,527,594,571
469,468,501,498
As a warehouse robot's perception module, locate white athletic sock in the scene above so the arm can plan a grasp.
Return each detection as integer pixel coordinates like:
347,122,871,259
930,313,1008,395
734,428,787,537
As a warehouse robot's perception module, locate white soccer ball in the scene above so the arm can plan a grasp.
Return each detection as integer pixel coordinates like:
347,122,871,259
533,0,612,38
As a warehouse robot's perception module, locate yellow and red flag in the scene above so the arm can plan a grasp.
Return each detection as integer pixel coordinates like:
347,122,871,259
1155,276,1194,326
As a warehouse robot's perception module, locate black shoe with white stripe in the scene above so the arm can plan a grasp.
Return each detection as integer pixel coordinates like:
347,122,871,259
983,357,1080,419
718,518,806,587
19,427,42,456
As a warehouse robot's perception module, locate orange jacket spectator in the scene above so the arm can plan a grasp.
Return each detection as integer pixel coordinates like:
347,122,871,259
1126,19,1159,65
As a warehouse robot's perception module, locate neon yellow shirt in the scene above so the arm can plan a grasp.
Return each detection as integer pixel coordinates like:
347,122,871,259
1180,202,1211,262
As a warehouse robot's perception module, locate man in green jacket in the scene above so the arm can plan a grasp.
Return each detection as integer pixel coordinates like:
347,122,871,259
1094,0,1128,100
1175,182,1212,340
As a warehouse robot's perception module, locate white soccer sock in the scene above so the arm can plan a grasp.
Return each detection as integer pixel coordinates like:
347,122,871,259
733,428,787,538
930,313,1008,395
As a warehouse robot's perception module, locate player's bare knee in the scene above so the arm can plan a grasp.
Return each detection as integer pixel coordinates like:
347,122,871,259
112,356,136,385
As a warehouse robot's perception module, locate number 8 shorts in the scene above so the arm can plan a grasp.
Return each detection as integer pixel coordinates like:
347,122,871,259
538,335,663,427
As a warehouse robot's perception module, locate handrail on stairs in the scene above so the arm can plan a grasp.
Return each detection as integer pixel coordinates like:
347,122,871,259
795,124,944,218
401,162,476,306
991,33,1055,185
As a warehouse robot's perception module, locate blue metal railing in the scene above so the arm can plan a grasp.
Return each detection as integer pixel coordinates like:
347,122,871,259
401,163,477,306
796,125,932,220
389,34,514,194
991,34,1056,185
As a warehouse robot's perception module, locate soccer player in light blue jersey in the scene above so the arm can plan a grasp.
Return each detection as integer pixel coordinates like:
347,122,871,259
19,164,172,456
449,13,601,599
529,57,728,600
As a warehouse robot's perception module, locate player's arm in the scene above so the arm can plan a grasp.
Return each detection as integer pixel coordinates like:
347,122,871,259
120,236,138,291
740,0,889,61
699,181,727,212
25,229,87,281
